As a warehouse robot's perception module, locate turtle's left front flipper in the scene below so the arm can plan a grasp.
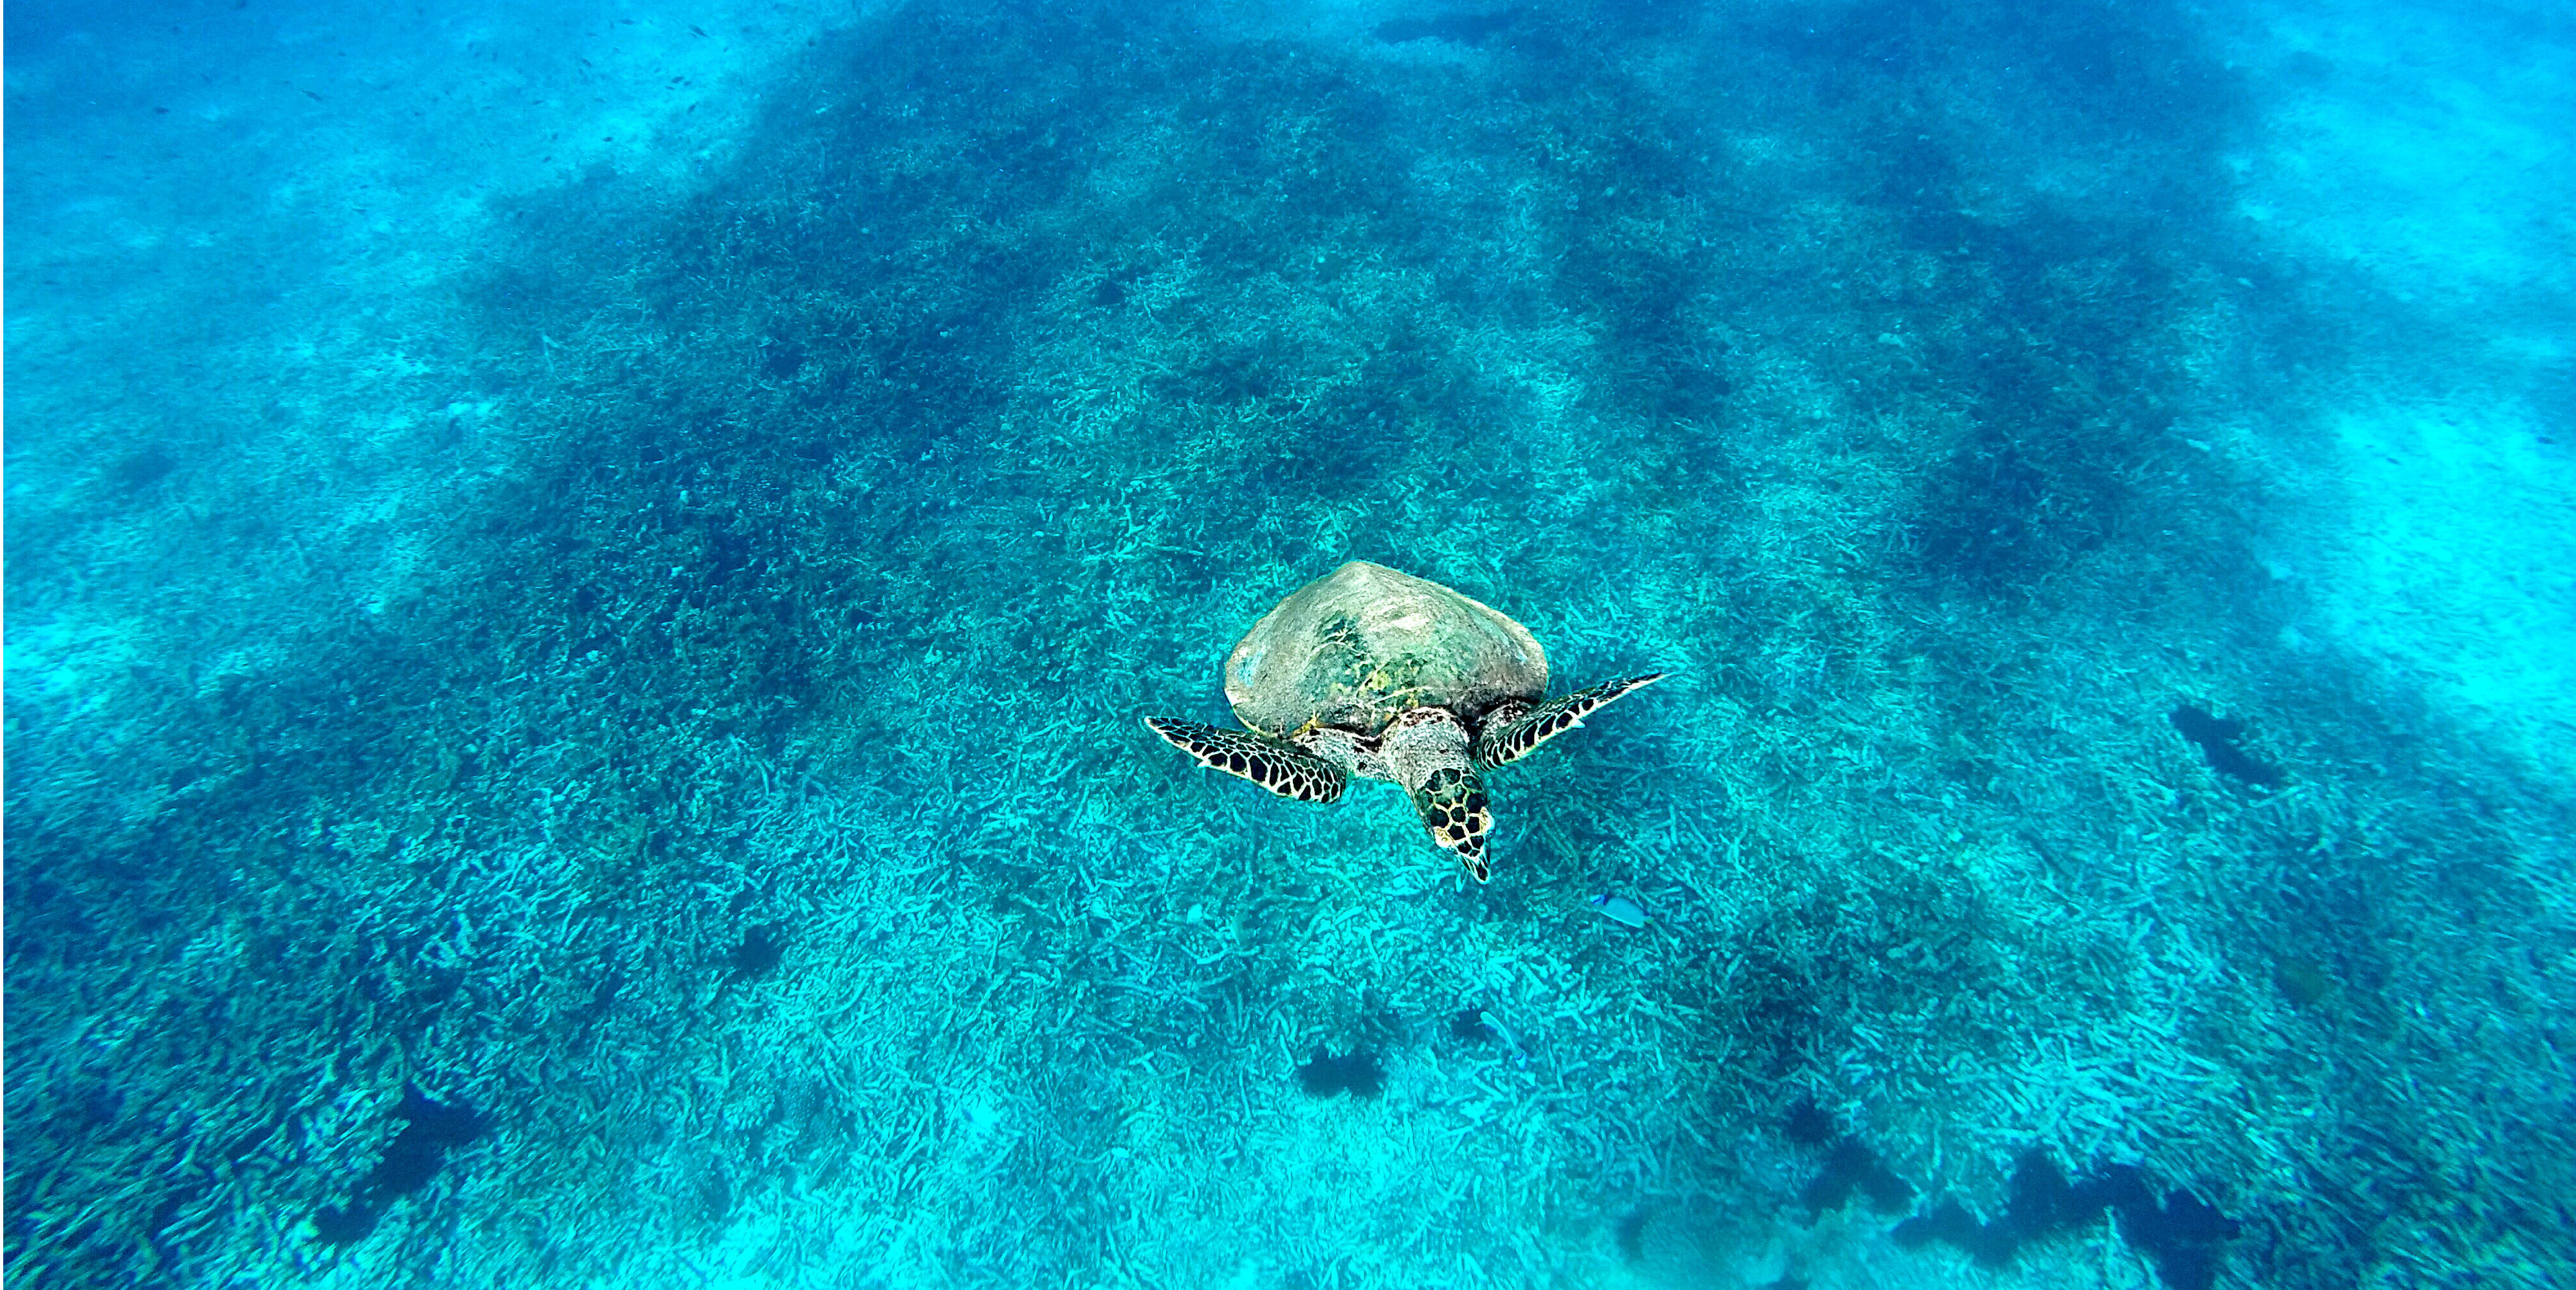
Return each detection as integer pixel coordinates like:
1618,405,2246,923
1145,717,1347,804
1475,673,1666,769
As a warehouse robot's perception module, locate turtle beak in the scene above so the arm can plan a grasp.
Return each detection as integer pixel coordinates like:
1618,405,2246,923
1454,837,1491,883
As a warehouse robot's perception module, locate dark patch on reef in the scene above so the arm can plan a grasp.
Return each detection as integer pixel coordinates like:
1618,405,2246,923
109,445,180,493
1804,1135,1916,1216
1784,1096,1838,1147
1783,1104,2236,1290
1787,1100,1912,1215
1614,1206,1650,1262
311,1085,488,1245
1295,1048,1385,1098
2272,950,2337,1009
1375,9,1521,45
726,923,786,979
2171,704,2286,788
1894,1150,2240,1290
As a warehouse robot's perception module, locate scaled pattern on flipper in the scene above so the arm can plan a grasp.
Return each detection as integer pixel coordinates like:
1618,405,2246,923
1144,560,1667,881
1144,717,1347,803
1475,673,1666,768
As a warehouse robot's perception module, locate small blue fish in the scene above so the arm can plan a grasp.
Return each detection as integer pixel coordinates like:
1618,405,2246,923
1477,1009,1532,1069
1589,893,1652,929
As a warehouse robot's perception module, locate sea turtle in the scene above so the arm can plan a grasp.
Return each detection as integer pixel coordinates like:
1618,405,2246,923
1146,560,1665,881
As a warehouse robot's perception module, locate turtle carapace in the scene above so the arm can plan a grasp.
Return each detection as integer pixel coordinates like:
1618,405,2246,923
1146,560,1664,881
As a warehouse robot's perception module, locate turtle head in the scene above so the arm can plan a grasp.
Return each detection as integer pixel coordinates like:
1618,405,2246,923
1408,763,1494,881
1383,708,1494,881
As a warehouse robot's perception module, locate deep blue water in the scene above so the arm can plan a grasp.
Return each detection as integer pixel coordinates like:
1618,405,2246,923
8,1,2573,1287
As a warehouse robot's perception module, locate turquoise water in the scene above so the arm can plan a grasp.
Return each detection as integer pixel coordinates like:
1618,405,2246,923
7,2,2572,1286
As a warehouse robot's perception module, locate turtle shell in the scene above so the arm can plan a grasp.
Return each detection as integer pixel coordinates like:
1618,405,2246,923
1224,560,1549,737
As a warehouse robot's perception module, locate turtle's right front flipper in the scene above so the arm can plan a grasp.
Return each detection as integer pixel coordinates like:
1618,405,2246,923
1475,673,1667,768
1145,717,1347,804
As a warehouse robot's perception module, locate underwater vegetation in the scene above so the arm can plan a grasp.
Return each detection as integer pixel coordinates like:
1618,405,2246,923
5,0,2571,1285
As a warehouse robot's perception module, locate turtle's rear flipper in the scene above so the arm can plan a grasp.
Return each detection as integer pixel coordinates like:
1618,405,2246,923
1475,673,1666,769
1146,717,1347,804
1410,765,1494,882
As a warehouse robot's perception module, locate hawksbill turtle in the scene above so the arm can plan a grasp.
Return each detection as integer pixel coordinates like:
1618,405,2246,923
1145,560,1665,881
